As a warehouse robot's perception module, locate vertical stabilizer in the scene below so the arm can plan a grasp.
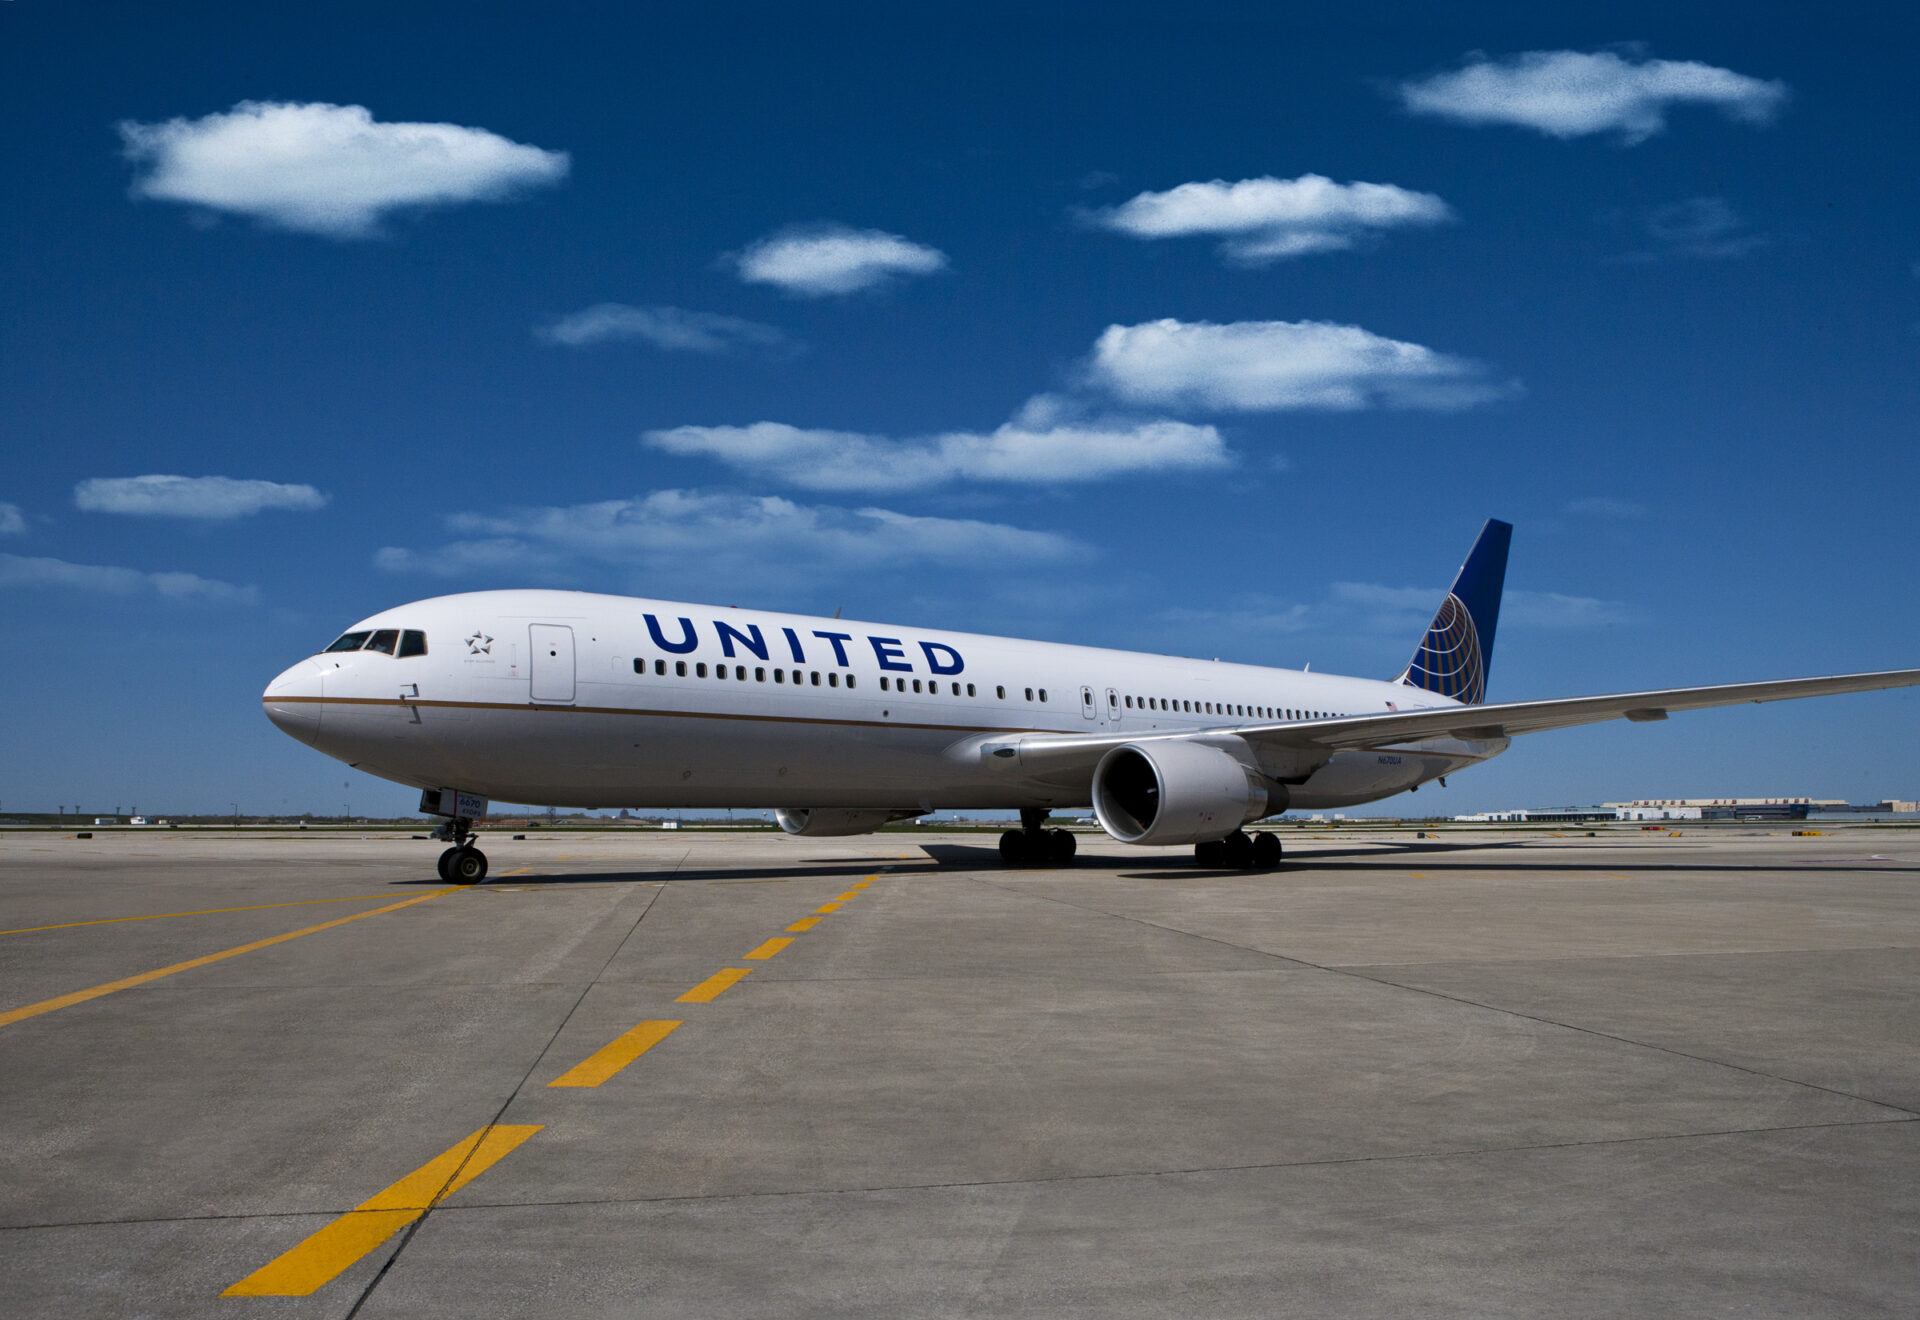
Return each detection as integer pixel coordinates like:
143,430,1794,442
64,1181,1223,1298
1396,519,1511,705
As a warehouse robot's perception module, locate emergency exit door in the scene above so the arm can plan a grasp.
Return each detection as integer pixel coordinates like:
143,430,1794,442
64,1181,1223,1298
529,624,576,703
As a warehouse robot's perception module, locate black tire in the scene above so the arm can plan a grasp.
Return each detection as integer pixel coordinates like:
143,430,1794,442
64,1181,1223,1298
1223,830,1255,869
1048,828,1077,864
449,847,488,884
999,829,1027,866
1194,839,1226,868
1251,831,1282,869
436,847,458,882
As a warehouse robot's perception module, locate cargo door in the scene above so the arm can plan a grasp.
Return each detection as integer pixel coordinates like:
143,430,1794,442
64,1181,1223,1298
529,624,576,703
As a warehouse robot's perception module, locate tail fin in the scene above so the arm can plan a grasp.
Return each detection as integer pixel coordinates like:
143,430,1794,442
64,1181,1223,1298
1396,519,1511,705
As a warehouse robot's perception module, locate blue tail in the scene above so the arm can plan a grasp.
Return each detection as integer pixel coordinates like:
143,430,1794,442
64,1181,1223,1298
1396,519,1511,705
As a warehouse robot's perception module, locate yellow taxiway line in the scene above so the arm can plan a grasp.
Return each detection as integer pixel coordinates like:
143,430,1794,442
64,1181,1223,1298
548,1021,682,1088
0,891,446,1031
222,1124,543,1296
0,894,417,937
675,967,751,1003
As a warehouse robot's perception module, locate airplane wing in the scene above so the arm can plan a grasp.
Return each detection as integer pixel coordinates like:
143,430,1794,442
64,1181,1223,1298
978,668,1920,776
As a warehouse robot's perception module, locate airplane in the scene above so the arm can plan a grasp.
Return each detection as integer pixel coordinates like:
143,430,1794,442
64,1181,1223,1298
262,520,1919,883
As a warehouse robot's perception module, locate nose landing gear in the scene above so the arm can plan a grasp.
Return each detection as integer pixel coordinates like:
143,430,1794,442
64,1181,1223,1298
998,808,1077,867
430,815,488,884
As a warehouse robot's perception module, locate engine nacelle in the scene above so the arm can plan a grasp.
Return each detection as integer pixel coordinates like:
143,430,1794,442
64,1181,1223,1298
775,807,912,837
1092,741,1270,846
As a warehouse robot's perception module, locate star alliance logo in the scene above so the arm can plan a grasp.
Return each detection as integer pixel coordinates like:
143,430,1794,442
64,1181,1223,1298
465,632,493,655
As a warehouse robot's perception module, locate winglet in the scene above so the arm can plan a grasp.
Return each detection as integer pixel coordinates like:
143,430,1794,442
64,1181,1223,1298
1396,519,1512,705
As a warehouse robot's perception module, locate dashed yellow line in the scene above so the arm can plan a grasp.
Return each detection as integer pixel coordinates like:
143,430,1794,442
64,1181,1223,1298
813,901,844,914
744,937,791,960
222,1124,543,1296
676,967,751,1003
548,1021,681,1088
0,892,447,1031
785,917,820,932
0,894,415,937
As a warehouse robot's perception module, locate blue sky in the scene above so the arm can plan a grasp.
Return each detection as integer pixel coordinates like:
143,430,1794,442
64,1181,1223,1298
3,1,1915,818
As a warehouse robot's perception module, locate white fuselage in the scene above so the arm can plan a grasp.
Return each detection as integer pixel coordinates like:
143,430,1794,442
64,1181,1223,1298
263,590,1505,814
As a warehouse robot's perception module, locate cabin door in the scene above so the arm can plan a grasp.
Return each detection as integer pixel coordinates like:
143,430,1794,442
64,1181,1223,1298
529,624,576,703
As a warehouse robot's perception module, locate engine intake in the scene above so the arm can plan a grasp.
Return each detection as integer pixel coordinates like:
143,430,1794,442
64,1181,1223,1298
775,808,921,837
1092,741,1269,845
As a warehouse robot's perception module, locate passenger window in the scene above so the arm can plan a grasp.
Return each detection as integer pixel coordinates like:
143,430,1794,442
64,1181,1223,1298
966,683,975,697
1024,688,1033,701
774,669,784,683
676,661,687,677
325,631,371,653
1039,689,1048,702
828,672,839,687
715,664,727,680
634,658,645,674
996,685,1005,699
756,667,766,681
696,663,708,678
912,679,922,693
881,676,890,691
846,675,856,689
398,630,428,658
811,671,821,686
656,660,666,676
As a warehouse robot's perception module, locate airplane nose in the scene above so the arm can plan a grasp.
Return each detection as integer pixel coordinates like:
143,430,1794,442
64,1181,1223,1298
263,660,325,745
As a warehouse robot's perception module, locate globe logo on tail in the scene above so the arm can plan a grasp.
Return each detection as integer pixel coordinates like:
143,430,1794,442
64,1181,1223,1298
1406,592,1486,705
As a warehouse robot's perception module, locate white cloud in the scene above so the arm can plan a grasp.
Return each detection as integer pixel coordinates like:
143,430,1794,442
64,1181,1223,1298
643,417,1229,493
376,489,1081,583
538,304,789,353
119,101,569,238
1087,174,1451,264
1086,318,1515,412
732,224,947,296
75,475,328,519
1504,590,1634,629
1635,197,1770,260
1564,496,1647,519
0,503,23,536
1398,50,1787,144
0,553,256,604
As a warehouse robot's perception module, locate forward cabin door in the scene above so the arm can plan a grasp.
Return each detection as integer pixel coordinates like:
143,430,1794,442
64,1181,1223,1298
529,624,576,703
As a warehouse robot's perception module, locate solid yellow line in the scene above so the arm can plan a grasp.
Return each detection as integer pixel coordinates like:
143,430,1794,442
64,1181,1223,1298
744,937,791,960
0,892,446,1031
785,917,820,932
548,1021,681,1088
676,967,751,1003
223,1124,543,1296
813,901,844,914
0,894,413,937
1408,872,1428,879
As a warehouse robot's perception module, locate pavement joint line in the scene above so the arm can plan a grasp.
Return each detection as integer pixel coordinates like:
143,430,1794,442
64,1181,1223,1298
338,853,679,1315
221,1124,545,1296
547,1021,682,1087
966,874,1920,1117
18,1110,1918,1235
676,967,752,1002
0,892,450,1030
0,893,420,936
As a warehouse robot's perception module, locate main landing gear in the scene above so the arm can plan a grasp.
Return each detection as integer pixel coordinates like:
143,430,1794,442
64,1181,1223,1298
1194,830,1282,871
431,815,488,884
999,808,1077,868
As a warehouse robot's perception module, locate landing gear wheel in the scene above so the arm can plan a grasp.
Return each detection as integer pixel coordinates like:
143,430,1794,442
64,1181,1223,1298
1047,828,1077,865
1194,839,1226,868
1222,830,1255,870
1251,831,1282,869
999,829,1028,866
436,847,459,882
447,846,488,884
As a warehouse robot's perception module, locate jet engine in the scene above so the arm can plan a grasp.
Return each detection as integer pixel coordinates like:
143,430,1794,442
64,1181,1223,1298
1091,741,1270,846
775,808,921,837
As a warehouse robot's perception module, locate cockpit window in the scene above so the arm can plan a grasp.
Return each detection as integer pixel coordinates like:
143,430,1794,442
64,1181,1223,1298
365,629,399,655
325,632,371,653
398,630,428,658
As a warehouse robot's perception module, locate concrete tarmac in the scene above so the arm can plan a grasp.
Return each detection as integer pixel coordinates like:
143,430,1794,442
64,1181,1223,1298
1,825,1916,1317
